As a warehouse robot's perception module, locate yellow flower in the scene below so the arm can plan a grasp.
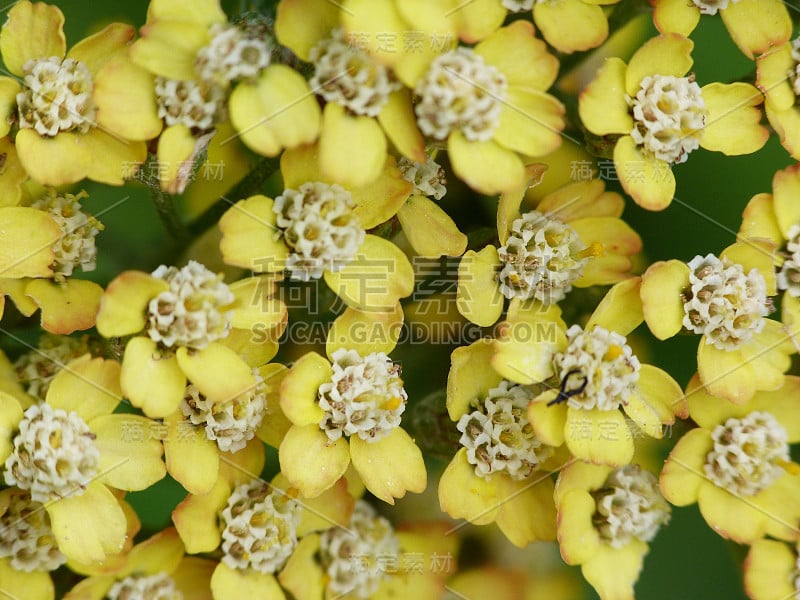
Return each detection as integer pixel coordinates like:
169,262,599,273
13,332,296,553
0,189,105,334
276,312,426,502
579,34,768,210
438,338,561,547
458,173,642,327
660,375,800,544
494,279,686,466
96,263,286,418
0,355,165,564
641,240,795,404
500,0,621,54
555,462,671,600
129,0,319,193
738,163,800,343
653,0,790,59
279,502,457,600
64,528,215,600
744,539,800,600
219,146,415,313
757,38,800,163
0,1,147,185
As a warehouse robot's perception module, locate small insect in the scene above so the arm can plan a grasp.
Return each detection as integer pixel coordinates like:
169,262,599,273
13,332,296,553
547,369,588,406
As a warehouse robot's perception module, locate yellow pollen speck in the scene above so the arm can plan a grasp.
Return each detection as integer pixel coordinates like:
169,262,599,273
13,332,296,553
382,397,403,411
775,458,800,475
603,345,623,361
577,241,605,259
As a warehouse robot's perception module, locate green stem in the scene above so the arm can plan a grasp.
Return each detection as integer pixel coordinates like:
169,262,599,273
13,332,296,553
151,189,191,244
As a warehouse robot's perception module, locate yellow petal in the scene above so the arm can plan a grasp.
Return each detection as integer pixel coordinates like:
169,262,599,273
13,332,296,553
15,129,91,186
350,156,413,230
275,0,338,61
228,276,287,332
697,339,757,404
146,0,227,26
273,474,353,536
639,363,687,420
446,338,503,421
211,562,285,600
625,34,693,97
164,411,219,495
720,0,791,60
754,474,800,541
48,481,127,564
95,56,162,141
565,408,634,466
614,136,676,210
0,207,60,278
697,483,767,544
172,477,230,553
721,239,776,294
0,559,54,600
449,132,526,195
172,557,215,600
454,0,507,43
323,234,414,310
534,0,608,54
438,447,498,525
96,271,168,337
652,0,700,36
218,437,265,487
0,79,22,138
397,196,467,258
280,351,329,426
67,23,134,76
659,427,711,506
26,278,103,334
537,178,624,220
456,246,503,327
772,163,800,240
756,42,795,110
123,527,184,578
585,277,643,336
278,534,326,600
578,57,634,136
475,21,558,90
279,424,350,498
129,20,208,80
326,303,404,357
570,217,641,273
736,319,794,393
0,278,37,316
320,103,386,188
228,65,321,157
93,414,166,490
495,472,557,546
378,89,426,163
350,427,426,504
218,196,287,271
554,461,611,506
701,82,768,156
556,488,601,565
767,100,800,161
255,363,292,448
494,87,564,157
0,0,65,76
176,344,256,403
0,392,24,463
156,123,196,193
744,539,797,600
121,337,186,418
582,540,648,600
738,193,782,246
46,355,121,421
528,393,568,446
640,259,689,340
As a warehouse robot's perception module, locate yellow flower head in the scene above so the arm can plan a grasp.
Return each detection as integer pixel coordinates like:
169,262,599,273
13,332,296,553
555,461,670,600
661,375,800,544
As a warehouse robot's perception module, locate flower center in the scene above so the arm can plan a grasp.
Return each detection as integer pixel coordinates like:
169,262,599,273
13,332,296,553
220,480,300,574
147,260,234,350
778,224,800,298
310,28,401,117
318,349,407,443
691,0,740,15
629,74,706,164
457,380,554,480
705,411,789,497
31,189,102,283
0,489,66,572
497,210,600,304
17,57,96,136
415,48,507,142
14,334,91,401
195,23,272,86
106,572,182,600
319,500,399,599
553,325,640,411
155,77,227,132
273,181,365,281
398,156,447,200
502,0,534,10
3,403,99,503
592,465,671,548
180,370,266,453
682,254,769,350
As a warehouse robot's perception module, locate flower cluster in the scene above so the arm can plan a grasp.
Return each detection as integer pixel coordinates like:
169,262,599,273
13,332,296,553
0,1,797,599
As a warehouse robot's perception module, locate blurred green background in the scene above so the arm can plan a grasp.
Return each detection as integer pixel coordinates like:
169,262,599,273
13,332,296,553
3,1,797,598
